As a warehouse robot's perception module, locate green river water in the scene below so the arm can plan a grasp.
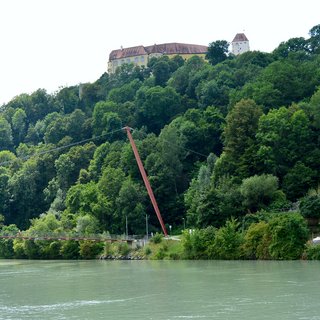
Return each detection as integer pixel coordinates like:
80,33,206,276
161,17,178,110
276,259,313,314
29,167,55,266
0,260,319,319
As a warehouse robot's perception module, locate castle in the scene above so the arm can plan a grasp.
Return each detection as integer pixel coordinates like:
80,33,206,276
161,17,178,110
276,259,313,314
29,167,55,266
231,33,250,55
108,34,249,73
108,43,208,74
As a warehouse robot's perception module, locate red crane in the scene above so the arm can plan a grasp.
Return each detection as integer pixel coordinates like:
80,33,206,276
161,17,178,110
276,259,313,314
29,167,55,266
124,126,168,237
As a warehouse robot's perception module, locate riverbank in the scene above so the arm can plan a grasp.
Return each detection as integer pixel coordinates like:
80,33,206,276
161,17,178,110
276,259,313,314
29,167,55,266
1,213,320,260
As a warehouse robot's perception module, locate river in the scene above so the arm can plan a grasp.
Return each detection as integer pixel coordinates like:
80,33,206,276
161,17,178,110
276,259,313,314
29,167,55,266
0,260,319,319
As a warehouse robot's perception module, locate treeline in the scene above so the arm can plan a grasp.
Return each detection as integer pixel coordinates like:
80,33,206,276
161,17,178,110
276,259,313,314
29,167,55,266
0,25,320,259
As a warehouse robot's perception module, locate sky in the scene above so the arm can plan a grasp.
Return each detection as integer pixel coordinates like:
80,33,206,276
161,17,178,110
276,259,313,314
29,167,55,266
0,0,319,105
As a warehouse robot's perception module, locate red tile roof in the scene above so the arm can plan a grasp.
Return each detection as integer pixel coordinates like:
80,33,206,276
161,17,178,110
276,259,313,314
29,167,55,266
145,43,208,55
109,43,208,61
232,33,249,42
109,45,147,60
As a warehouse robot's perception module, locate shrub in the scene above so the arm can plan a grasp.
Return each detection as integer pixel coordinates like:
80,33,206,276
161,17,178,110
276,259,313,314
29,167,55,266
267,212,308,260
103,242,114,257
24,240,41,259
150,232,163,244
144,246,152,256
13,240,26,258
210,218,243,259
0,224,20,258
299,195,320,219
0,239,15,258
182,226,216,259
79,240,104,259
243,221,271,259
154,246,167,260
305,244,320,260
60,240,80,259
117,242,130,256
169,252,180,260
40,241,62,259
240,174,279,212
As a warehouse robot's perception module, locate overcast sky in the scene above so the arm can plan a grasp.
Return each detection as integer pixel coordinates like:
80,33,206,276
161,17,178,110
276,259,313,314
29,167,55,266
0,0,319,105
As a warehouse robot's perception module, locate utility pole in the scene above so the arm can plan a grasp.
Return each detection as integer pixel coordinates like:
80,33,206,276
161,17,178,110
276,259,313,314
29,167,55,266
125,216,128,239
146,214,149,241
124,126,168,237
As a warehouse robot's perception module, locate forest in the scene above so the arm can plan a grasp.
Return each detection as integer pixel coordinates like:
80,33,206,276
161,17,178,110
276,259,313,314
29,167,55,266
0,25,319,259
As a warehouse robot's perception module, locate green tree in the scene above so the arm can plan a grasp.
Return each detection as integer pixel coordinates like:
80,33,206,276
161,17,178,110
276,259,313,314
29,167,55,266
216,99,262,179
152,59,171,86
135,86,182,133
272,37,309,59
0,117,13,151
144,126,186,225
11,108,27,145
0,224,20,258
308,24,320,54
76,214,100,235
240,174,279,212
299,192,320,219
116,179,147,235
8,160,44,228
55,86,81,114
107,79,142,103
54,143,96,191
256,106,314,183
206,40,230,65
282,162,316,200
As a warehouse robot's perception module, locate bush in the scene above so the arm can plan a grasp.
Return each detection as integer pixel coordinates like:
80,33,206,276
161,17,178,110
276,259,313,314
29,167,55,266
117,242,130,256
243,222,271,259
299,195,320,219
24,240,41,259
0,224,20,258
60,240,80,259
182,226,216,259
154,245,167,260
210,218,243,259
0,239,15,258
267,212,308,260
169,252,180,260
305,244,320,260
240,174,279,212
144,246,152,256
79,240,104,259
150,232,163,244
13,240,26,258
40,241,62,259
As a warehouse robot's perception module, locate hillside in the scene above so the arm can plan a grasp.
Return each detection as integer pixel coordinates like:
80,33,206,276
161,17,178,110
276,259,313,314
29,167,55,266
0,25,319,259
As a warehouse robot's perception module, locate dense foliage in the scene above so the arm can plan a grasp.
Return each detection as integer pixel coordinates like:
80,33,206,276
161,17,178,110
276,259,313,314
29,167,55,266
0,25,319,259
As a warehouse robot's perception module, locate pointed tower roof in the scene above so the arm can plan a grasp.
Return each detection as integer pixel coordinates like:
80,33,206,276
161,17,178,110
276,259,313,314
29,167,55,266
232,33,249,42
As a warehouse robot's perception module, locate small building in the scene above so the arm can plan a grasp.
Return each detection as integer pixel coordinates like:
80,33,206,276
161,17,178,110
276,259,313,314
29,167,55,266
108,42,208,74
231,33,250,55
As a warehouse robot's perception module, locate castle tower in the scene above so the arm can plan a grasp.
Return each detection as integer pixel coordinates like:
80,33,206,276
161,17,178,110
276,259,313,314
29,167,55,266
231,33,250,55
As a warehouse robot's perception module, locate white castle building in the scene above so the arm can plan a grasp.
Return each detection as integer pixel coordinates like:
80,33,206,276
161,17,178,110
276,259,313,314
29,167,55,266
231,33,250,55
